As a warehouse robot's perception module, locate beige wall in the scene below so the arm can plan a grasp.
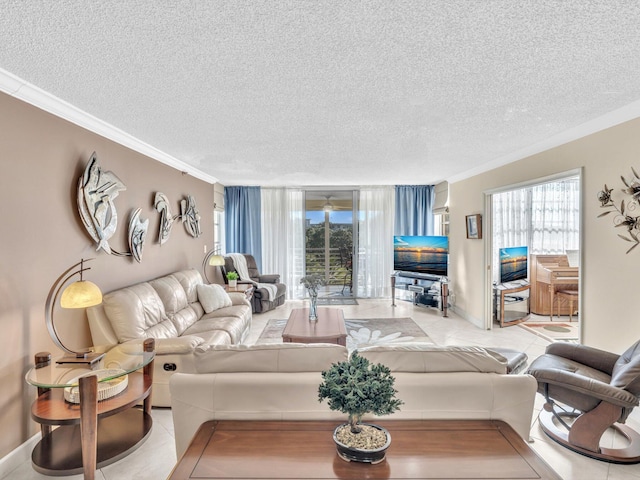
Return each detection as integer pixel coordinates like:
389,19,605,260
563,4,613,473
0,92,213,458
450,116,640,353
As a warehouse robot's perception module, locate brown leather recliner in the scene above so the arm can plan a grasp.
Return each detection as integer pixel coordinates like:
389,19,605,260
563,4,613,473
223,254,286,313
527,341,640,463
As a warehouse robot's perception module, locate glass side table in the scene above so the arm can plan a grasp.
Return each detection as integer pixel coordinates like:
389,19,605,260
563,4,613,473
25,338,155,480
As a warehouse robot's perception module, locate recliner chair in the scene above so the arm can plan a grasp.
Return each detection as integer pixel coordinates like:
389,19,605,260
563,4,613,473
527,341,640,463
223,254,286,313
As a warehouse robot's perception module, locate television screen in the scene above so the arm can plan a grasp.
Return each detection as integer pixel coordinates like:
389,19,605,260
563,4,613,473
393,236,449,276
499,246,528,283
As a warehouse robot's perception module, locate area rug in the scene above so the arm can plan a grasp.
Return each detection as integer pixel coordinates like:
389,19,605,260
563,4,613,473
316,297,358,306
519,322,580,342
255,317,434,351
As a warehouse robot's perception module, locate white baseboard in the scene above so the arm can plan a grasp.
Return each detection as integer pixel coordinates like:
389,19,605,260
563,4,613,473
450,305,485,329
0,433,39,479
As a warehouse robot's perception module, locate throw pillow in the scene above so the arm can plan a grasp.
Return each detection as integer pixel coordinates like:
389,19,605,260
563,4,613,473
196,283,232,313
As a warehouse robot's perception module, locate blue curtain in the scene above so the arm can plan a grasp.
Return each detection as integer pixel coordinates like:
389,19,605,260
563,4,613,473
394,185,435,236
224,186,262,269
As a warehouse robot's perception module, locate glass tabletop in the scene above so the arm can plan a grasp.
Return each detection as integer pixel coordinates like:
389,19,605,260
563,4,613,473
25,342,155,388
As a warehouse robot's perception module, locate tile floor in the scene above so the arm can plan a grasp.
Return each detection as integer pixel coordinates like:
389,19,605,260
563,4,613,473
3,298,640,480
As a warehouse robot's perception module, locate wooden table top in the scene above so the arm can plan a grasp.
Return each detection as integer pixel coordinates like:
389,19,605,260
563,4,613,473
167,419,562,480
282,307,347,343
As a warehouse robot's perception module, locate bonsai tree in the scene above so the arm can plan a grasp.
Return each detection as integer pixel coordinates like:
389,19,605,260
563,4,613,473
318,352,403,434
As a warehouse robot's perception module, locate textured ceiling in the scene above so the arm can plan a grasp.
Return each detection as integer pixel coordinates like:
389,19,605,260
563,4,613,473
2,1,640,186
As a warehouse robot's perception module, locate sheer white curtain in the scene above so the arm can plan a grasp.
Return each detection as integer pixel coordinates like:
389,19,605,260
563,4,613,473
530,180,580,253
357,186,395,298
261,188,305,299
492,176,580,280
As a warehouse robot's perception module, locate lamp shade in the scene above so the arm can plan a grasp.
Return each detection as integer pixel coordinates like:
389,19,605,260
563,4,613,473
60,280,103,308
208,254,225,266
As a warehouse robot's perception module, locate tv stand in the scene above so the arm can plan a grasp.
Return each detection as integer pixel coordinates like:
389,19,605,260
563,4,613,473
493,283,530,327
391,272,449,317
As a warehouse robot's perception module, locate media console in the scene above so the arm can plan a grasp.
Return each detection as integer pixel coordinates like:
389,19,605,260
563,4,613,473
391,271,449,317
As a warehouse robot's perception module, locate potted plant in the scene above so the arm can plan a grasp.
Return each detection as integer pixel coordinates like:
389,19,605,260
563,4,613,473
318,351,403,464
226,271,239,288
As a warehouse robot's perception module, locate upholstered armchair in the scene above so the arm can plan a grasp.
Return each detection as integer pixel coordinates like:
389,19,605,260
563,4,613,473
224,254,286,313
527,341,640,463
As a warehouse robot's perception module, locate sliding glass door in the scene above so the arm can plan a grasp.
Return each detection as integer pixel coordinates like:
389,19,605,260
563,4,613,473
304,190,357,298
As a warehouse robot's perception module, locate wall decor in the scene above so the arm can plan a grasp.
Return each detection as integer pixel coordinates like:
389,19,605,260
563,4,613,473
181,195,202,238
598,167,640,254
466,214,482,239
77,152,127,254
154,192,175,245
77,153,148,262
128,208,149,263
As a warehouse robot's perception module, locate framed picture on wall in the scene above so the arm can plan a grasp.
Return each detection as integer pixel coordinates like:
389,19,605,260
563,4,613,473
466,214,482,239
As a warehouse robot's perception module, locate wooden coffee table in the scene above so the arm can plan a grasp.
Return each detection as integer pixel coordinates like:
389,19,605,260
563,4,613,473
282,307,347,346
167,420,562,480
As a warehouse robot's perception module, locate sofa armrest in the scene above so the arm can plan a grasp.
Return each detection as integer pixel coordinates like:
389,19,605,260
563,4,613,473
545,343,619,375
530,366,639,408
258,274,280,283
228,292,251,308
119,336,204,355
87,304,119,348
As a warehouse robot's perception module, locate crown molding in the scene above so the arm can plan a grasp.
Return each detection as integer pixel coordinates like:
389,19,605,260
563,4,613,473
0,68,218,184
447,99,640,184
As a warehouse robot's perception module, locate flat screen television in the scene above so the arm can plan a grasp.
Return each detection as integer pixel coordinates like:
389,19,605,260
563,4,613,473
393,235,448,277
499,246,528,284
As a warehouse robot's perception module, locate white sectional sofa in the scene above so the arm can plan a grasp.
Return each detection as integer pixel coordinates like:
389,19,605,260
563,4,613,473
169,343,537,458
87,269,252,406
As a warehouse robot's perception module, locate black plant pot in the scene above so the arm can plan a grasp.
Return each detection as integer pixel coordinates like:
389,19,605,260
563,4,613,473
333,423,391,464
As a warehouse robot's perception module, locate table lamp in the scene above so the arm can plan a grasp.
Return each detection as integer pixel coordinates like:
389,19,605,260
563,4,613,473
202,249,225,283
45,258,105,364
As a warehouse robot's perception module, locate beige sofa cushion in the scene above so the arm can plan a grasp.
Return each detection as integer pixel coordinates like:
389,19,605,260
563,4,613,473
358,344,508,374
171,269,203,304
194,343,348,373
184,314,249,344
102,282,178,342
150,275,198,334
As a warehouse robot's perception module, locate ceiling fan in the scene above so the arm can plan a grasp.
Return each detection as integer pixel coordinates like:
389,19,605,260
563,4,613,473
323,196,333,212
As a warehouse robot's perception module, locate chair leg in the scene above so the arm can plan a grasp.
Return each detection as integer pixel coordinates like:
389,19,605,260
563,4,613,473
568,401,622,452
539,401,640,463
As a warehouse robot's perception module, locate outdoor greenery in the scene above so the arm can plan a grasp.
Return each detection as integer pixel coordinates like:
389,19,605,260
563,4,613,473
318,352,403,434
305,223,352,285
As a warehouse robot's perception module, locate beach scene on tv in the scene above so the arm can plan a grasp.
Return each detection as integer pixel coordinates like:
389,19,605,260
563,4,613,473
499,246,529,283
393,235,449,276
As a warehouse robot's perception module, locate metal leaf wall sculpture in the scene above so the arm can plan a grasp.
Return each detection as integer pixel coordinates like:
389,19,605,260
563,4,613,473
597,167,640,254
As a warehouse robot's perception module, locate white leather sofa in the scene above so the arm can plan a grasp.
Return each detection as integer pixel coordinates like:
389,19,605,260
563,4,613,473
169,343,537,458
87,269,252,406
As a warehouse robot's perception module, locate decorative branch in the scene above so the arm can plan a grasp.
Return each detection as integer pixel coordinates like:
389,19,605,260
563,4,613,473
598,167,640,254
